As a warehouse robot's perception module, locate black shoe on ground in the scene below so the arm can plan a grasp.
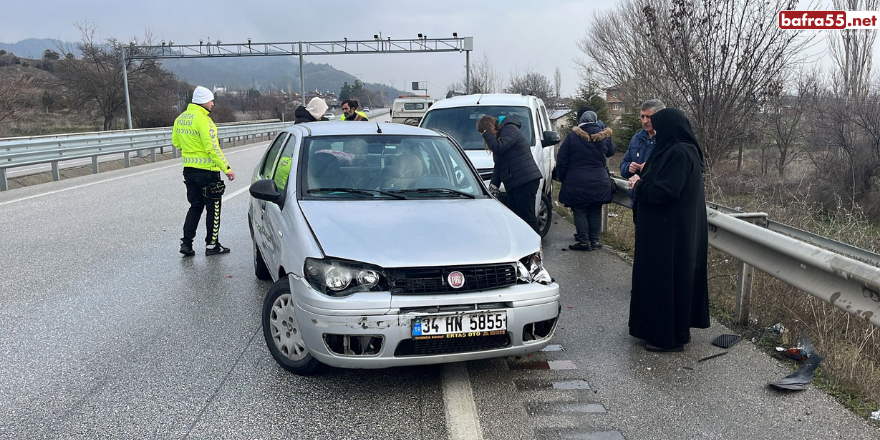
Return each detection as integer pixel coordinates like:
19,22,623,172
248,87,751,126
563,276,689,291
591,242,603,249
644,343,684,352
179,242,195,256
568,242,592,251
206,243,231,256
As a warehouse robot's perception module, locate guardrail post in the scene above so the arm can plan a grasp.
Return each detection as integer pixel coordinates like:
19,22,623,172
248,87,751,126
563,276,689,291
124,152,131,168
51,162,60,181
726,212,768,326
150,148,157,163
736,262,755,325
92,156,99,174
0,168,7,191
173,147,179,159
233,137,237,147
600,204,608,233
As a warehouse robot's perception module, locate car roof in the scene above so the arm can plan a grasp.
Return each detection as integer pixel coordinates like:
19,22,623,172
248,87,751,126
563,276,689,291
428,93,538,110
283,121,443,137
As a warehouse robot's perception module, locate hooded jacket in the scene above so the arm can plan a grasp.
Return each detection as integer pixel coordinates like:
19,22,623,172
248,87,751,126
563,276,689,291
557,124,615,206
294,106,327,124
481,115,542,190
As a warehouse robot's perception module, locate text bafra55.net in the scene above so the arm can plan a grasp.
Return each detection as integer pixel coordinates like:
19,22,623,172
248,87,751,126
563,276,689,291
778,10,878,29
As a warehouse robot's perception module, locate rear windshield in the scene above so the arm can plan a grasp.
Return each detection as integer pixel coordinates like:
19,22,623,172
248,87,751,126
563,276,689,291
420,106,535,150
403,103,426,110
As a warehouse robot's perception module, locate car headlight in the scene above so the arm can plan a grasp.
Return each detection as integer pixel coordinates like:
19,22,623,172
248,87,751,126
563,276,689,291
304,258,388,297
516,252,553,285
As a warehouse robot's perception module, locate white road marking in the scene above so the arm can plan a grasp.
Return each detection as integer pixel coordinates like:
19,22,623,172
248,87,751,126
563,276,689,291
442,362,484,440
222,186,250,202
0,144,266,207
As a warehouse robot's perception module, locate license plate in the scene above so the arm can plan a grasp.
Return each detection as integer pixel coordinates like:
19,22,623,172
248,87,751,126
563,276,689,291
412,311,507,340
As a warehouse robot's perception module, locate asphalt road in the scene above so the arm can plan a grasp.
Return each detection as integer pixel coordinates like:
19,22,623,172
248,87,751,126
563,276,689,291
0,128,878,440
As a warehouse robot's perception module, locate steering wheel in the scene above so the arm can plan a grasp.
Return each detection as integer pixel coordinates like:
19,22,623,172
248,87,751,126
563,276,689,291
406,174,453,189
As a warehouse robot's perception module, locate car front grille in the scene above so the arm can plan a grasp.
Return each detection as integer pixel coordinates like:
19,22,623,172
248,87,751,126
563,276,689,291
387,263,517,294
394,333,511,356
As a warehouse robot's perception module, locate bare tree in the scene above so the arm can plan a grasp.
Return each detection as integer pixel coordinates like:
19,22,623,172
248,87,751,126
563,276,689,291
447,53,502,94
54,22,174,130
829,0,878,98
758,68,820,177
506,68,553,101
580,0,815,168
554,67,562,100
0,72,36,127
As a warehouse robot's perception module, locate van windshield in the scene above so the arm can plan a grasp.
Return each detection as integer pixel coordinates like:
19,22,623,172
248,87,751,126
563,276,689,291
420,106,535,150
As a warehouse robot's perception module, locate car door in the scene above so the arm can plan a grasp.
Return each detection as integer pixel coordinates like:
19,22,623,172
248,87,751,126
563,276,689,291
252,133,289,271
261,134,299,272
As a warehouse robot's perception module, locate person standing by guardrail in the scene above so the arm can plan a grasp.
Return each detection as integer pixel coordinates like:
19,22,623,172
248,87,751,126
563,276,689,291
172,86,236,257
626,108,709,352
619,99,665,224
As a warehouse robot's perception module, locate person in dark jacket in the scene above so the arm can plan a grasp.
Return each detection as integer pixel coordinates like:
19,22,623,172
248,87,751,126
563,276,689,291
294,97,329,124
557,110,615,251
619,99,665,222
627,108,709,352
478,114,543,233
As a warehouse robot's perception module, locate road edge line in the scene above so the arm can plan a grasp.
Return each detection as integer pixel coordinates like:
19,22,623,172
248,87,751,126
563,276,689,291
442,362,484,440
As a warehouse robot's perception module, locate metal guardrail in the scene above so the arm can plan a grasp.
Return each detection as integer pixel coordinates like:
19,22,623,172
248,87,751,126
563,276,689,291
608,177,880,328
0,121,291,191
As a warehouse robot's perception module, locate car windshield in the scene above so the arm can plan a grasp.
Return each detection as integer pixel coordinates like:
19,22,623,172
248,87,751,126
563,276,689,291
300,135,485,199
420,105,535,150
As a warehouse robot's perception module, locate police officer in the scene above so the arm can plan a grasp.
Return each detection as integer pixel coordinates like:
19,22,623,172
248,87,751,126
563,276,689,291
339,99,369,121
172,86,236,256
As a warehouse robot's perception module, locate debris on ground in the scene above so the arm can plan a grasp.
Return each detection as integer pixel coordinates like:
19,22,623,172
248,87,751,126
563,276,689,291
758,323,785,343
697,352,728,363
607,213,619,218
769,334,823,392
712,334,741,349
776,346,808,361
871,409,880,421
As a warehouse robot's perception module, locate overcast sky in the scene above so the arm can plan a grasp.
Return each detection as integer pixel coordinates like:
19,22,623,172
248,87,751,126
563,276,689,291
2,0,603,98
2,1,872,98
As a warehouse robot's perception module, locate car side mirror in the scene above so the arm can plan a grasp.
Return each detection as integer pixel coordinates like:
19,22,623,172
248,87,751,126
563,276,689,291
250,179,283,205
542,131,561,147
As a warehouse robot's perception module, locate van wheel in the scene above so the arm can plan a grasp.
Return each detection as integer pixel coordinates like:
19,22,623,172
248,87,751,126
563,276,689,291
538,193,552,238
262,277,320,375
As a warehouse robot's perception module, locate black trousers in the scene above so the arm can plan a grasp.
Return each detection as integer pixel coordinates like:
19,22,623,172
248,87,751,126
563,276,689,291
182,168,223,245
505,179,540,233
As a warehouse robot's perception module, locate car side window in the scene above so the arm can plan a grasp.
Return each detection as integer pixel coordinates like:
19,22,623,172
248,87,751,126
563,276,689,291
273,135,298,192
261,134,289,178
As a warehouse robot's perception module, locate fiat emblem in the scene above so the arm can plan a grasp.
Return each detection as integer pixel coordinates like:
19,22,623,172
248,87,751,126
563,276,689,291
447,271,465,289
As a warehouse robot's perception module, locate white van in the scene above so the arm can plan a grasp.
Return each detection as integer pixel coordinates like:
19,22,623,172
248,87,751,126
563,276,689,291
390,96,436,126
419,93,560,237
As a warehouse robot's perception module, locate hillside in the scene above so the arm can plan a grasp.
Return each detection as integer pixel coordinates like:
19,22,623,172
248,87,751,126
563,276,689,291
0,38,406,100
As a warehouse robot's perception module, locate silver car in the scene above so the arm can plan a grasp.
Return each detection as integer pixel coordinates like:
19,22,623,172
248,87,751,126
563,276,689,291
248,121,560,375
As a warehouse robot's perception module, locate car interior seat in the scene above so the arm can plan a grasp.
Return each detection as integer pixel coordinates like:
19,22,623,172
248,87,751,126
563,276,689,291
383,152,424,189
308,152,350,189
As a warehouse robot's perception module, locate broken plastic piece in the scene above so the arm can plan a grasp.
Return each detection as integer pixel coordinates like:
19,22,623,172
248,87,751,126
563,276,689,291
769,334,823,391
711,334,741,349
871,409,880,421
776,347,808,361
697,352,728,363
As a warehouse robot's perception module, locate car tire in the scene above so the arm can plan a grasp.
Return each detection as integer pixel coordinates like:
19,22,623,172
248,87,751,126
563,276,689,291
262,277,320,375
538,192,552,238
253,241,272,281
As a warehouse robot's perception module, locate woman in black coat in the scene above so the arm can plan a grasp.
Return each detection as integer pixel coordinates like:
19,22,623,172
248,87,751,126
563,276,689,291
627,108,709,352
478,115,543,233
556,110,616,251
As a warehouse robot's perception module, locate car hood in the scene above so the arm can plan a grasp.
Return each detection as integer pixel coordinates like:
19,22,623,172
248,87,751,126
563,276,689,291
465,150,495,170
299,199,539,267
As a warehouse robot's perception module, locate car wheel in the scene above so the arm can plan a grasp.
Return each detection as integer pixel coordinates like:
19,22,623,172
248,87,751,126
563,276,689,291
253,241,272,281
538,192,552,238
262,277,320,375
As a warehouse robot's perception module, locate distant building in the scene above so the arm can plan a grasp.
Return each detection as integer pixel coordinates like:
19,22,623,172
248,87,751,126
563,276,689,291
605,85,625,122
549,109,572,132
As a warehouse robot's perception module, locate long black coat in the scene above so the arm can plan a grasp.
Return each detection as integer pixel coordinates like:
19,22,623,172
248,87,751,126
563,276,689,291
628,108,710,348
557,124,616,207
482,115,542,190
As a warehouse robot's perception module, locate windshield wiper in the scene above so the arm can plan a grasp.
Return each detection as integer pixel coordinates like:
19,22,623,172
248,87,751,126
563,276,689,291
388,188,476,198
307,188,406,199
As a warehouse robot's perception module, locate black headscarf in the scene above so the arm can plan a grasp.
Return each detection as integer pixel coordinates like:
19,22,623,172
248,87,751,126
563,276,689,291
650,108,705,171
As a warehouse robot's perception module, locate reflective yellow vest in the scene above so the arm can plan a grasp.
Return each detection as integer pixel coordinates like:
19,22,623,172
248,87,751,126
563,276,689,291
339,111,369,121
172,103,232,173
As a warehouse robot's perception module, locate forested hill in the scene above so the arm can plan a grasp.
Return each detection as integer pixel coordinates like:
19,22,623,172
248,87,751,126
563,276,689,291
0,38,405,97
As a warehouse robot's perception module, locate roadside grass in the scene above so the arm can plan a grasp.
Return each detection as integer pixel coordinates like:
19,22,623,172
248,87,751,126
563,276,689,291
551,156,880,421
